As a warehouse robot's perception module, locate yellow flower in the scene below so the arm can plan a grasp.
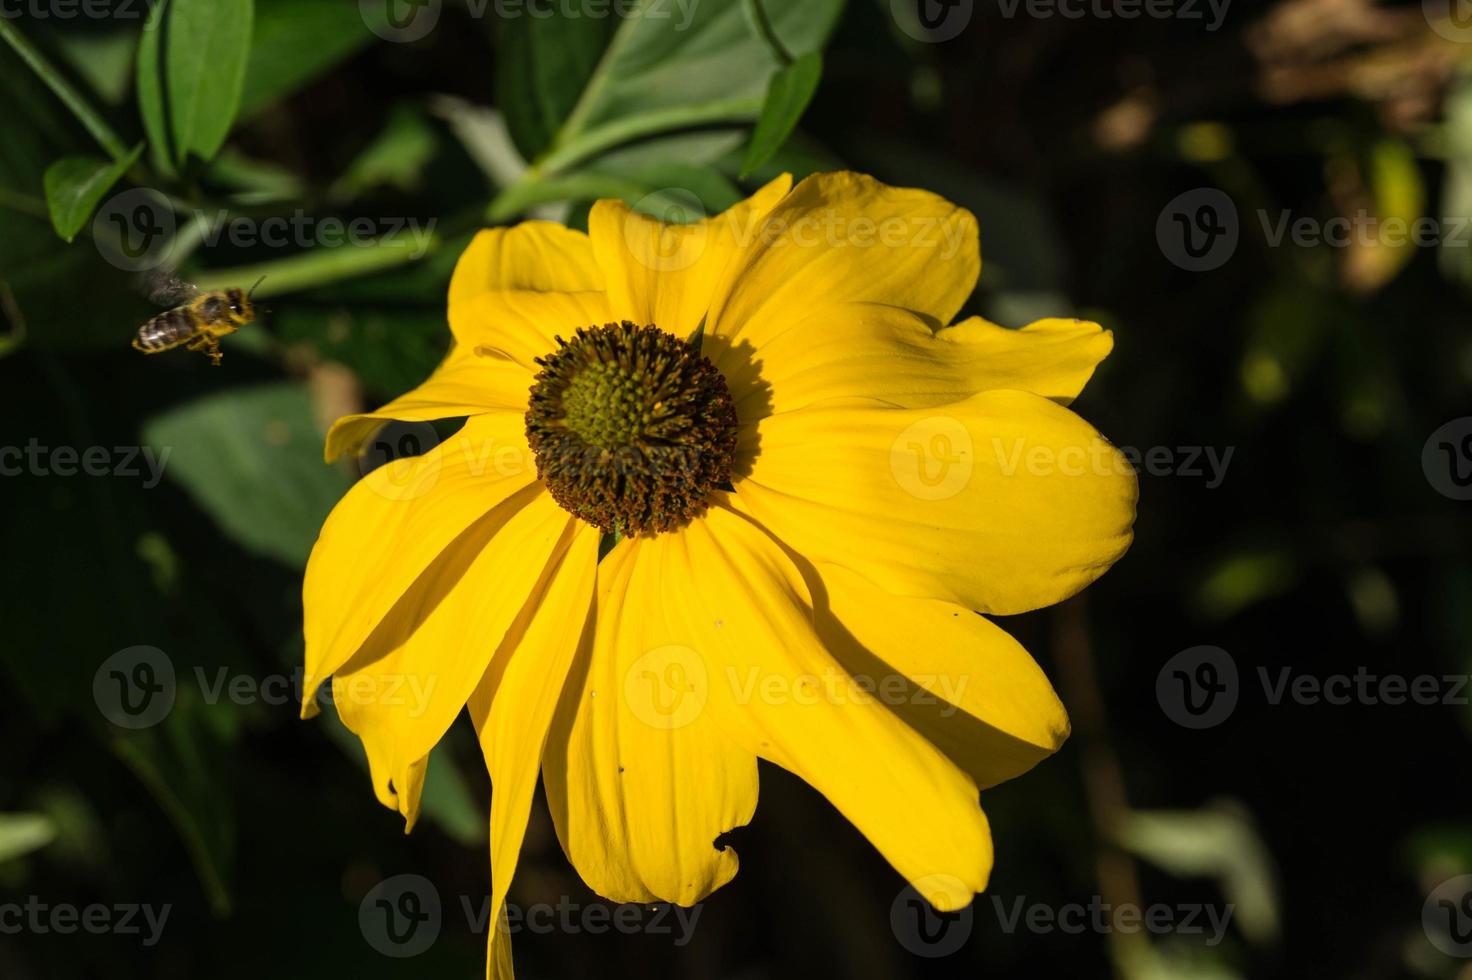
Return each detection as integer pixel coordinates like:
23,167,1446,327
302,172,1137,976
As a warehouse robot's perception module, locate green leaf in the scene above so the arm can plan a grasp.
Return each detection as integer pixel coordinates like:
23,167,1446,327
545,0,844,173
47,25,139,106
42,145,143,243
1115,802,1281,946
0,814,56,864
739,50,821,178
494,0,613,161
329,103,438,202
135,0,173,176
239,0,380,118
162,0,255,167
142,383,350,567
112,694,239,917
205,147,305,201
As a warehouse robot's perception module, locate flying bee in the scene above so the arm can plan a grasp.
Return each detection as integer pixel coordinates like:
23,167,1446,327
131,274,265,366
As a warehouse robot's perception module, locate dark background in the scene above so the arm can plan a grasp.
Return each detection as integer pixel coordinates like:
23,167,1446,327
2,0,1470,977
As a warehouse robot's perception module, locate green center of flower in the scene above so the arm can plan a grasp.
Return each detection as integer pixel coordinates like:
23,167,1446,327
525,321,737,537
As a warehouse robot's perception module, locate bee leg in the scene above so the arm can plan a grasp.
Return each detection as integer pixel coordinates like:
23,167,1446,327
186,335,223,366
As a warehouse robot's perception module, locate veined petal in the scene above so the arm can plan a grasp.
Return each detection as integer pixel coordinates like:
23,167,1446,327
542,533,759,906
303,411,537,716
587,175,792,338
809,560,1070,789
325,345,535,462
467,522,600,980
449,222,603,305
448,290,614,370
737,389,1138,616
663,501,994,909
705,172,980,362
720,305,1114,423
332,492,580,827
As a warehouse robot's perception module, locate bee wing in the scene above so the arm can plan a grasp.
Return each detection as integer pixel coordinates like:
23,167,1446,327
134,270,201,307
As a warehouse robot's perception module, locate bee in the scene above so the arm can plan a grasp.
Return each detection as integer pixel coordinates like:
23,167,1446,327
131,274,265,366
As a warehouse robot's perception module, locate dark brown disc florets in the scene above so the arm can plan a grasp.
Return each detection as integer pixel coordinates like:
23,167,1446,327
525,321,737,537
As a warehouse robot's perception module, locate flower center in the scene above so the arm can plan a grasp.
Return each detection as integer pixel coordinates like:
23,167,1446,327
525,321,737,537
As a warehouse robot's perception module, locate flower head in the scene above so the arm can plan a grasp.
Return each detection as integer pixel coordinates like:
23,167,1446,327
302,172,1137,977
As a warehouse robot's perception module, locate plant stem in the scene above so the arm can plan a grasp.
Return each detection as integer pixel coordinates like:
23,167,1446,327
192,234,445,299
0,18,130,162
744,0,793,65
537,97,762,177
485,172,649,223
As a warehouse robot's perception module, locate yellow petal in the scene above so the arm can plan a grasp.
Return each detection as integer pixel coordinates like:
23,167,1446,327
447,290,613,370
332,492,580,827
541,533,759,906
468,522,600,980
737,389,1138,616
449,222,603,306
587,175,792,336
808,560,1070,789
324,345,533,462
705,172,980,360
721,305,1114,422
303,411,537,717
662,500,994,909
